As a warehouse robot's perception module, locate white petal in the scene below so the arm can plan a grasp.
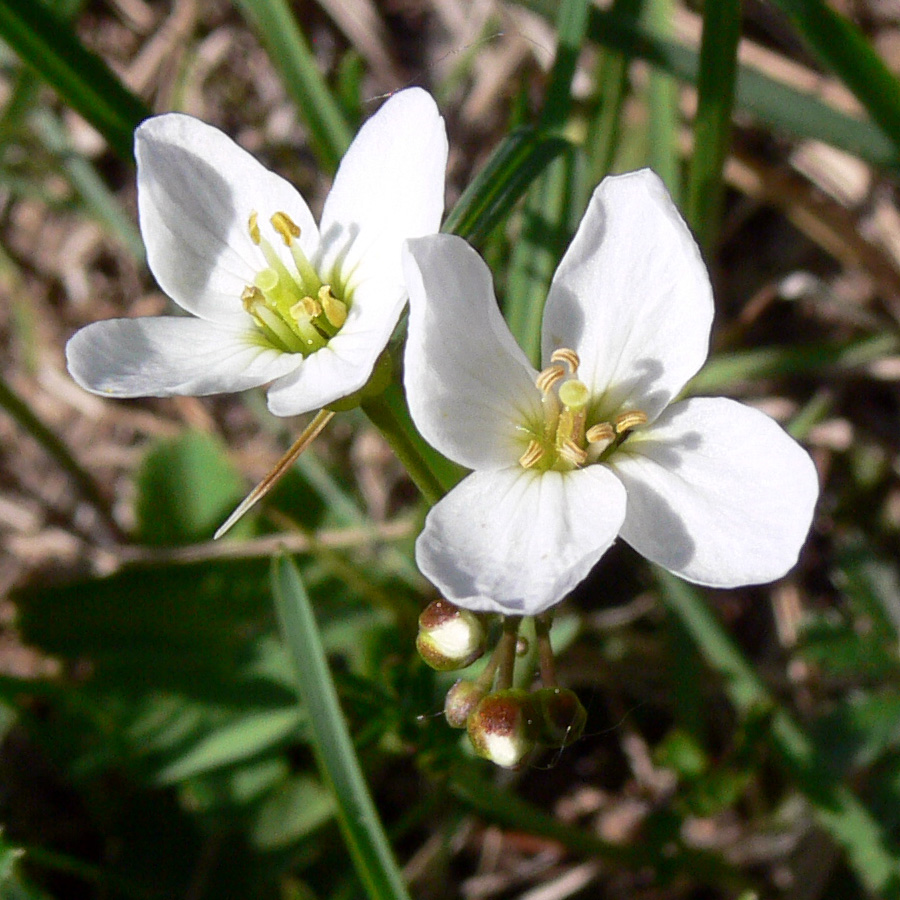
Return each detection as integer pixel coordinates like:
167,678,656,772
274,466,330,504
610,397,819,587
403,235,543,470
136,114,319,325
318,88,447,288
66,317,302,397
265,278,405,416
417,466,627,616
542,169,713,421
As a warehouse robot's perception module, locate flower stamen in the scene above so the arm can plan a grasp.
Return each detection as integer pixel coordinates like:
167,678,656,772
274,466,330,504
614,410,648,434
550,348,580,373
519,440,545,469
536,364,565,394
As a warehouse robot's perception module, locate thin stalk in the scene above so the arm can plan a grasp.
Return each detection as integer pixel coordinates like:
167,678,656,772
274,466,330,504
0,373,121,538
362,383,463,507
214,409,334,539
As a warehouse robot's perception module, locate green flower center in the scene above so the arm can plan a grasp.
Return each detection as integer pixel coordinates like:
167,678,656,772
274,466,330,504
519,348,646,472
242,210,348,355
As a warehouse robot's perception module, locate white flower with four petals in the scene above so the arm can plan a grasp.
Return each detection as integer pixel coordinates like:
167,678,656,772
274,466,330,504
402,169,819,616
67,88,448,416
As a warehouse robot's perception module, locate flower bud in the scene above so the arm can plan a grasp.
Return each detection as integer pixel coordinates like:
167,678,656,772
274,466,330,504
467,689,537,769
444,679,486,728
534,687,586,748
416,600,486,671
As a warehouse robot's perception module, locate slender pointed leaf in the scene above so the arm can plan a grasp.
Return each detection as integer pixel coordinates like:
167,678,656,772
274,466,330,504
686,0,740,251
0,0,148,161
232,0,351,172
442,127,569,244
271,556,412,900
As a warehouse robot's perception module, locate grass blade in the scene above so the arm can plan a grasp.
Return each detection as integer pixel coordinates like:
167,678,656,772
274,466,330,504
540,0,592,132
442,127,569,244
770,0,900,153
231,0,352,172
686,0,740,251
0,0,148,161
518,0,900,169
271,556,413,900
643,0,681,200
656,571,900,897
504,151,574,364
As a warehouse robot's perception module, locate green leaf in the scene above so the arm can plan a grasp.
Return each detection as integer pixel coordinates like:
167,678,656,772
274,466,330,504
134,431,247,546
443,127,570,244
0,0,149,161
686,0,740,251
657,571,900,897
769,0,900,154
252,774,336,850
504,149,576,364
271,556,412,900
231,0,351,172
157,708,306,784
519,0,900,169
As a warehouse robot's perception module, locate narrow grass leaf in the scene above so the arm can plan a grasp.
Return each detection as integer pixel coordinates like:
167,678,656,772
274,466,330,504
769,0,900,153
504,151,574,364
30,110,144,259
686,0,740,251
582,0,642,190
442,127,569,244
657,571,900,897
271,556,413,900
643,0,681,200
0,372,120,537
0,0,148,161
540,0,592,132
517,0,899,169
232,0,351,172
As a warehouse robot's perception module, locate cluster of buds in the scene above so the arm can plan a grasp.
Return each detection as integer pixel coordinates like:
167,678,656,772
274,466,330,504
416,602,587,768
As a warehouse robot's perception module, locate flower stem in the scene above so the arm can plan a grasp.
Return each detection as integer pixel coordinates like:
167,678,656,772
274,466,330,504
362,382,464,507
495,617,522,691
535,614,558,686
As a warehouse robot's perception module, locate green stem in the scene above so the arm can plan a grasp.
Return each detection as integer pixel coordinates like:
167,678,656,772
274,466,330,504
0,372,122,538
361,382,464,507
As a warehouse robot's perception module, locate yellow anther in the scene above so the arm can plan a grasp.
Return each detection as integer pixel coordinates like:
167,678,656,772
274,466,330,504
241,284,263,311
550,348,580,373
319,285,347,328
291,296,322,321
586,423,615,444
248,211,261,245
536,365,566,395
559,440,587,467
271,211,301,246
519,440,545,469
614,410,648,434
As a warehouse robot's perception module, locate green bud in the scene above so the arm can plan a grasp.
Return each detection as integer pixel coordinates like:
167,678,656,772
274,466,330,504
444,679,486,728
534,687,586,748
415,600,486,671
467,689,538,769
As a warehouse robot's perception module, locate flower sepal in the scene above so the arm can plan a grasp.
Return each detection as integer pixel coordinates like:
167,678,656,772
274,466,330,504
325,351,393,412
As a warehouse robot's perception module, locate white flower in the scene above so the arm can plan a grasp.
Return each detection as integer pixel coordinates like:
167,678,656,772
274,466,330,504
402,169,819,616
67,88,448,416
